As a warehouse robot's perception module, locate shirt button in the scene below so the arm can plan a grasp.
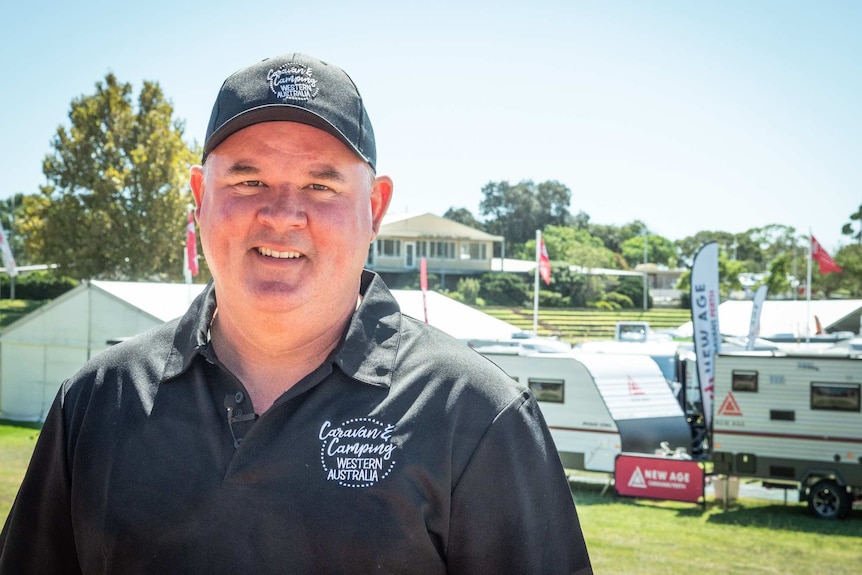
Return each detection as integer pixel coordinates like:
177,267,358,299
235,391,244,404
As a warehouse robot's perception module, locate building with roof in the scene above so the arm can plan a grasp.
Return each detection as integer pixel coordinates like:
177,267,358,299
367,213,504,280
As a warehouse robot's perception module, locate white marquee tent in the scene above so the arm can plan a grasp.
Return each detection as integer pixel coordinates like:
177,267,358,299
0,281,520,421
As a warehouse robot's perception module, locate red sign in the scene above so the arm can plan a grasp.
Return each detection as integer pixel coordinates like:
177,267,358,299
717,392,743,416
615,453,705,503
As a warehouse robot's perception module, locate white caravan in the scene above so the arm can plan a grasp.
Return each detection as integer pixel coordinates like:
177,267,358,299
478,348,692,473
711,350,862,518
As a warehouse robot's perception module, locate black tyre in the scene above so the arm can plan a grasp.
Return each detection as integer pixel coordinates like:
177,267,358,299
807,479,851,519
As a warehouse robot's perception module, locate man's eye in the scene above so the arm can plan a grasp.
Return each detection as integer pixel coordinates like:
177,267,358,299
244,180,263,187
309,183,331,191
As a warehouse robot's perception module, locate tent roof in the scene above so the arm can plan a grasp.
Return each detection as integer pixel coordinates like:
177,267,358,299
391,289,521,340
675,299,862,338
9,280,520,343
91,280,206,322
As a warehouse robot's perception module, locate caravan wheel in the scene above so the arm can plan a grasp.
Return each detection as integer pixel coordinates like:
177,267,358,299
807,479,851,519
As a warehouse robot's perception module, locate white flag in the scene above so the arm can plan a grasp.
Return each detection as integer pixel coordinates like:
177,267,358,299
690,242,720,428
746,285,767,350
0,227,18,277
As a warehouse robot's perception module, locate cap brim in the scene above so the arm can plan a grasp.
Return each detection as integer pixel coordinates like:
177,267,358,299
202,104,373,169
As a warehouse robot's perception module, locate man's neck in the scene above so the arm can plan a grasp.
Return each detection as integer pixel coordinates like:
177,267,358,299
209,303,354,413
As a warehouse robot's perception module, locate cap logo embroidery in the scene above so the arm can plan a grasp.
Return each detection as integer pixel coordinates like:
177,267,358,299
267,64,319,102
319,418,397,488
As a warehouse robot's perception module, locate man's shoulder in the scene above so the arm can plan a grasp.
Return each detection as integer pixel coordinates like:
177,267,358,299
395,314,526,400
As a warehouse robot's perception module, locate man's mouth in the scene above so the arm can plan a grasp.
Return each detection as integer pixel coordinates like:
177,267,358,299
257,247,302,259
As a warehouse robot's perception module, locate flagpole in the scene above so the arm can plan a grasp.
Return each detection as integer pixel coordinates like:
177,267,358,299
806,229,812,344
533,229,541,335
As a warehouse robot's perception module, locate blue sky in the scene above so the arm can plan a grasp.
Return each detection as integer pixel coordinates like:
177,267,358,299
1,0,859,252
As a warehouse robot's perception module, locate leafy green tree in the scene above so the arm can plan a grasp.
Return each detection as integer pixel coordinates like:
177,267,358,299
442,207,484,230
620,233,677,268
813,243,861,298
20,74,199,281
675,231,737,267
842,204,862,245
764,253,793,297
479,180,572,252
520,225,617,269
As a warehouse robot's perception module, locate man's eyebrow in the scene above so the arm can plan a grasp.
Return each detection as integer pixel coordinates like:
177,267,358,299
225,163,260,176
309,167,346,182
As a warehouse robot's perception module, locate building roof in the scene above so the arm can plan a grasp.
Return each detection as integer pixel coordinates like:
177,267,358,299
379,213,503,242
492,258,643,277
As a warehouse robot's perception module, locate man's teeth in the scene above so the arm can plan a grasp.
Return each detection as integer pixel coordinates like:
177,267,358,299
258,247,302,259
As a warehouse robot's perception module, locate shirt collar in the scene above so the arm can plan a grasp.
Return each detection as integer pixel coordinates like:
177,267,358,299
162,271,401,388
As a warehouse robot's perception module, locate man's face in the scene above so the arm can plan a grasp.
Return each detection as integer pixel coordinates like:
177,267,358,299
190,121,392,319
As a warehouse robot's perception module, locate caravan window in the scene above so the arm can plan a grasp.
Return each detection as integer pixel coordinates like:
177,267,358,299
731,370,758,392
529,379,564,403
811,383,861,412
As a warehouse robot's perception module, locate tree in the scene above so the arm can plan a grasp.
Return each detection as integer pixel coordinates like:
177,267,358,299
442,207,483,230
842,203,862,245
620,233,677,268
20,74,199,281
479,180,572,252
764,253,793,297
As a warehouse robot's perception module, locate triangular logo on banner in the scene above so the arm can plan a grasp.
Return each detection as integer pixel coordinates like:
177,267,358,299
628,466,647,489
628,376,644,395
717,392,743,416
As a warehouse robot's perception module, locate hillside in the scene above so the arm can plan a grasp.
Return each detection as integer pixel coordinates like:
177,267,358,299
479,307,692,343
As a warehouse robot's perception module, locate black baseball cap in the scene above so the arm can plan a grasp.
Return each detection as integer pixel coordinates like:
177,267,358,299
203,53,376,170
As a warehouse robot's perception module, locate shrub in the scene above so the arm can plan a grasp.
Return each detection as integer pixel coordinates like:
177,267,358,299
0,271,78,300
478,272,530,306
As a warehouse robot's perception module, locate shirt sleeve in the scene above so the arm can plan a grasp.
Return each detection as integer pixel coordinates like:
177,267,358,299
0,387,82,574
446,390,593,575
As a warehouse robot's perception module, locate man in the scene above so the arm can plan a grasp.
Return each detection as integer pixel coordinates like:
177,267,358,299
0,53,592,574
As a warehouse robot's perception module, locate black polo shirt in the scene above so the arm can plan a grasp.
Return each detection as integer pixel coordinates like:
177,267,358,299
0,272,592,574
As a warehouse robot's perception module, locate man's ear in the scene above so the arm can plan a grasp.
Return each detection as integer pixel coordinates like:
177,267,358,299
369,175,393,238
189,165,205,218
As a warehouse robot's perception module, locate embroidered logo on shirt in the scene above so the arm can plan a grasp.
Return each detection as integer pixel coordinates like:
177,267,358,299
319,418,397,488
267,63,319,102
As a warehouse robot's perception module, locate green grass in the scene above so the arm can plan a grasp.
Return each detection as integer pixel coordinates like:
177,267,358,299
568,475,861,574
0,420,41,520
0,299,48,329
481,306,693,343
1,421,859,572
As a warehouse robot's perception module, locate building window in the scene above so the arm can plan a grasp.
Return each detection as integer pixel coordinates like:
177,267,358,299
811,383,860,412
460,242,487,260
731,370,758,392
377,239,401,257
428,241,455,259
529,379,564,403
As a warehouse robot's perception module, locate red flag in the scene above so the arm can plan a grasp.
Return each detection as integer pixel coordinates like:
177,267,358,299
186,209,199,277
811,235,842,274
539,238,551,285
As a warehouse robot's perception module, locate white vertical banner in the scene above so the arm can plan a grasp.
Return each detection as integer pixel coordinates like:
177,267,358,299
690,242,721,430
746,285,768,350
0,226,18,277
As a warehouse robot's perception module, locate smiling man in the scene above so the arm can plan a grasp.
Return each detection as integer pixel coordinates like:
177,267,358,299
0,54,592,574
